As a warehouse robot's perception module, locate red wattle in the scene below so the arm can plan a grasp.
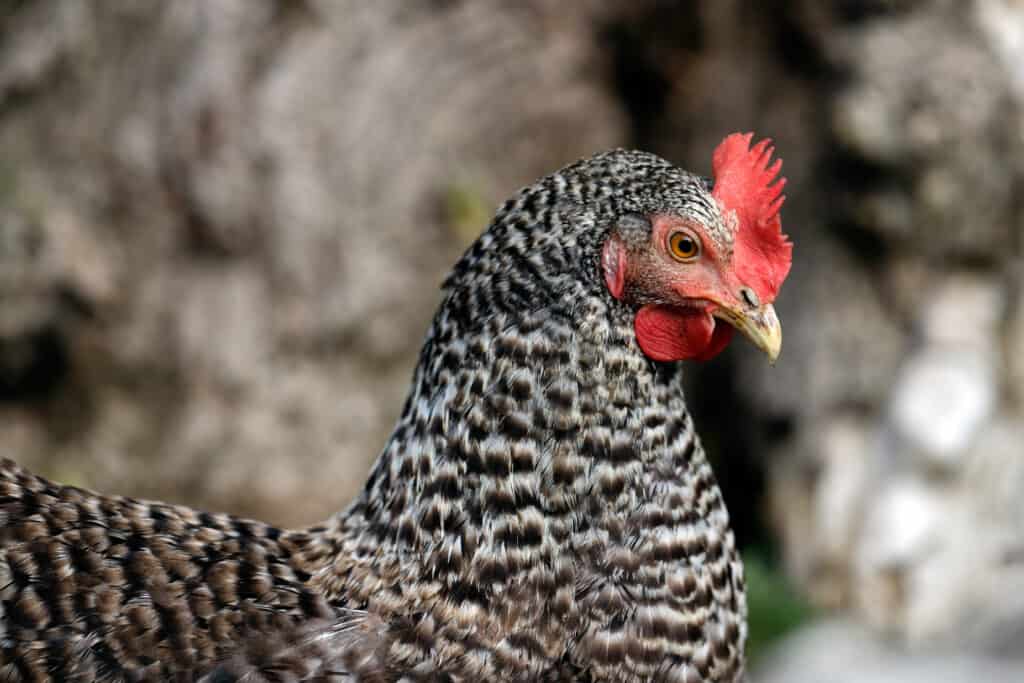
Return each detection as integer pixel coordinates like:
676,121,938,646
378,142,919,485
634,304,730,362
694,321,734,361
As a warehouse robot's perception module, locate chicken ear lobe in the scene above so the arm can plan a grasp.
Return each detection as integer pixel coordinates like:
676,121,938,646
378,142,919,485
602,236,628,300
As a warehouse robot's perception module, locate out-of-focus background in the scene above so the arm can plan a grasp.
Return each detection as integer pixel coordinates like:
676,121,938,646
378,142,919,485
1,1,1022,679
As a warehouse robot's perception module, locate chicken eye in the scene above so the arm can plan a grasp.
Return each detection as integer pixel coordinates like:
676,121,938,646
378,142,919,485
668,231,701,261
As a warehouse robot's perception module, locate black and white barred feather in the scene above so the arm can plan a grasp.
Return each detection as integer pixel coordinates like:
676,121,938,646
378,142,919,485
1,149,746,682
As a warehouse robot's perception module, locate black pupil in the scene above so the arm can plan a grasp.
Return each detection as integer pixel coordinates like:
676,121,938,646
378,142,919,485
677,236,694,254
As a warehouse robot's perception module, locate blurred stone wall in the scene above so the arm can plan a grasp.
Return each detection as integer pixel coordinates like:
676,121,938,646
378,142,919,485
1,0,1023,672
0,0,626,524
756,0,1024,657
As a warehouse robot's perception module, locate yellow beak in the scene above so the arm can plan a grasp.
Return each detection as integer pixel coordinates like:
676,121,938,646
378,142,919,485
713,302,782,363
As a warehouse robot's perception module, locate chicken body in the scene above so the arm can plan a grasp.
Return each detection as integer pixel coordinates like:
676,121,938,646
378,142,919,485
0,459,329,680
0,149,761,682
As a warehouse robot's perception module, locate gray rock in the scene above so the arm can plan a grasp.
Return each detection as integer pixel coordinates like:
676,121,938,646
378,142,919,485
830,1,1024,255
1008,299,1024,409
741,236,908,419
761,0,1024,661
774,414,877,609
898,419,1024,649
755,617,1024,683
0,0,627,525
918,273,1005,349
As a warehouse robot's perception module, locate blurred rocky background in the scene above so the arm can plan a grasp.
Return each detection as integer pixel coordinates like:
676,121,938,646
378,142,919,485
1,0,1022,679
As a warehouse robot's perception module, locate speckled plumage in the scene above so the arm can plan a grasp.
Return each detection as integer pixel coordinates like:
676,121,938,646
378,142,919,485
0,460,334,681
1,149,748,682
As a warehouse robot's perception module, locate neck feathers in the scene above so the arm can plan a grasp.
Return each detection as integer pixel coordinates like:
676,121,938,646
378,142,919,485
303,148,748,678
308,289,745,679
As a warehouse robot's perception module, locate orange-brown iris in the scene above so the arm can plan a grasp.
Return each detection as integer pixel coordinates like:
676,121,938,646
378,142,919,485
668,231,700,261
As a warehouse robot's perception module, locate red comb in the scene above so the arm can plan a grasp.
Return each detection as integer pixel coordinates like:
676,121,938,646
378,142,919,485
711,132,792,302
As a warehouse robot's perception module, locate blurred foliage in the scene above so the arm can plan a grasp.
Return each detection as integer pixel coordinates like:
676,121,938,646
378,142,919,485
744,549,814,664
444,183,493,247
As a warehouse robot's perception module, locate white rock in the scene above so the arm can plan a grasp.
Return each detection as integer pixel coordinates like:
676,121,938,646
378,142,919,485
889,346,997,465
858,477,943,572
975,0,1024,98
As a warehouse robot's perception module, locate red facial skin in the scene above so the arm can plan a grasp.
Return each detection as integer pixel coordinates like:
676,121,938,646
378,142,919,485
604,133,789,362
603,214,746,362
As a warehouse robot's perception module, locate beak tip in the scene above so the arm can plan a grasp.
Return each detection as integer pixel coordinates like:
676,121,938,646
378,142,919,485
759,304,782,365
714,301,782,365
764,330,782,365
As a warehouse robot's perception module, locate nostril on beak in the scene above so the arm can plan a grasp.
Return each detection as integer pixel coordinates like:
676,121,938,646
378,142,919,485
740,287,760,309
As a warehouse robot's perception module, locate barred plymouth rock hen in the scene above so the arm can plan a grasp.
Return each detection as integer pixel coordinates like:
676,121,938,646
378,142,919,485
0,133,791,682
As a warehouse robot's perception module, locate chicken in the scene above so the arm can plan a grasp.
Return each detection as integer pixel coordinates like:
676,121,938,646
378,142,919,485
0,133,791,682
